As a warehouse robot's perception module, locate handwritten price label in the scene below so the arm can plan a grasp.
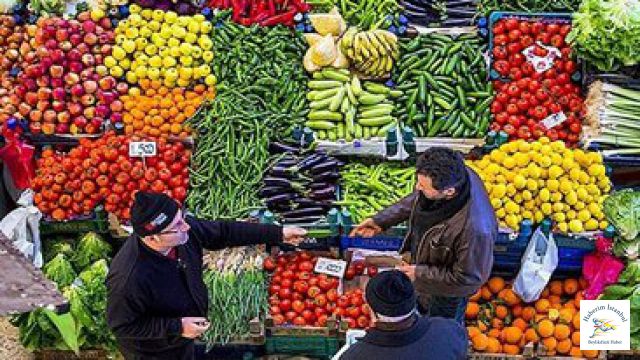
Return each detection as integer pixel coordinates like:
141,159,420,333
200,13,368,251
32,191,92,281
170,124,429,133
129,142,157,157
314,257,347,278
541,112,567,130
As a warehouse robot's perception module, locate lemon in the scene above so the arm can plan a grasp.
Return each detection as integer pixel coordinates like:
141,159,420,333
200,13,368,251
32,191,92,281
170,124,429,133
554,212,566,223
139,27,153,39
527,164,542,179
177,16,190,27
122,39,136,54
125,27,139,39
541,203,552,215
518,141,532,153
565,191,578,206
486,163,501,175
179,43,192,56
115,34,126,44
557,222,568,233
145,44,158,56
179,67,193,80
577,209,591,222
539,188,551,202
598,179,610,192
151,34,165,47
119,58,131,70
200,22,212,33
540,144,552,156
135,66,147,79
513,174,526,189
152,9,165,22
165,67,178,79
178,78,191,88
535,211,544,223
193,14,206,23
489,149,505,163
522,190,533,201
90,8,105,21
588,164,605,177
506,184,517,197
505,215,520,230
126,71,137,84
162,56,177,68
588,203,600,215
128,14,142,26
104,56,117,68
163,77,176,88
129,3,141,13
531,142,542,152
562,157,576,171
588,152,602,165
513,153,529,167
579,172,590,185
550,192,562,203
191,47,203,59
568,168,581,181
135,38,148,50
567,210,577,220
552,202,564,212
569,220,584,233
495,208,506,218
599,221,608,230
539,136,550,144
496,174,506,184
584,219,598,231
522,210,533,220
111,46,126,61
187,21,200,34
204,74,217,86
559,179,573,194
198,36,213,50
202,51,214,62
526,179,538,191
575,201,586,210
184,33,197,44
159,48,171,58
548,165,563,179
503,157,516,169
524,200,536,210
514,194,523,204
547,179,559,192
137,54,149,64
147,56,160,68
197,64,211,77
147,67,160,80
164,11,178,23
109,65,123,78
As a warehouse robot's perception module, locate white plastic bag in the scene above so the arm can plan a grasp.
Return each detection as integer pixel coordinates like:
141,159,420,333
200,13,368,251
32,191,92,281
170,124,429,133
513,226,558,303
0,189,43,268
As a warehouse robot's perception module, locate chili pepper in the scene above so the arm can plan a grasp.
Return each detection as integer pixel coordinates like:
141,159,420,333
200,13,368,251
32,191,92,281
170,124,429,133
291,0,311,12
267,0,276,16
259,9,296,26
231,0,244,21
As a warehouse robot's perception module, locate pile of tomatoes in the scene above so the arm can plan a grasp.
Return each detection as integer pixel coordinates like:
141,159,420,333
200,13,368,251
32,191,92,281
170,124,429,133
32,131,190,221
263,251,372,329
489,18,584,145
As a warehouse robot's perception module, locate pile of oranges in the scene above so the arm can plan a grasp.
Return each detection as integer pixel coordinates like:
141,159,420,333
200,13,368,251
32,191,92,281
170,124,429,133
466,276,599,358
120,79,214,137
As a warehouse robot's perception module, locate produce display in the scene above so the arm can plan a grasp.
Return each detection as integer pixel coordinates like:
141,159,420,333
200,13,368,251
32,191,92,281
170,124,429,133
8,12,126,134
260,150,341,223
583,81,640,154
466,276,599,358
108,5,215,87
394,33,492,138
0,15,27,125
186,15,307,220
12,232,115,354
120,82,214,137
32,132,190,220
600,260,640,349
567,0,640,72
468,138,610,233
337,162,415,223
340,27,399,78
309,0,401,30
306,68,401,140
603,189,640,259
135,0,202,14
210,0,311,26
478,0,582,14
203,247,268,346
490,16,584,145
401,0,478,27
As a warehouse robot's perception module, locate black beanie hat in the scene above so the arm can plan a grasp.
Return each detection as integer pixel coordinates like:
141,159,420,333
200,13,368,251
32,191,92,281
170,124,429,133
365,270,417,317
130,192,179,237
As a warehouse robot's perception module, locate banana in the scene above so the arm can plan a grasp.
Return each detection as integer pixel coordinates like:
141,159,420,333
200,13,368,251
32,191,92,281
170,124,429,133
365,33,380,59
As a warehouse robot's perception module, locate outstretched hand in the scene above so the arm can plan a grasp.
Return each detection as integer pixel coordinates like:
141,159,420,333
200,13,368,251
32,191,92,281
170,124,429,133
283,227,307,246
349,218,382,238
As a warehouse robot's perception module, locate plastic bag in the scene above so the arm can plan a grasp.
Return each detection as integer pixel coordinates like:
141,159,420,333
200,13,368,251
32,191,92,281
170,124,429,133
582,235,625,300
513,226,558,302
0,129,36,190
0,189,43,268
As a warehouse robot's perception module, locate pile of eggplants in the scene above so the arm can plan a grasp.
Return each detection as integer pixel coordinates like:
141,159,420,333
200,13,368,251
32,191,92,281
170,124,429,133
260,144,342,224
401,0,479,27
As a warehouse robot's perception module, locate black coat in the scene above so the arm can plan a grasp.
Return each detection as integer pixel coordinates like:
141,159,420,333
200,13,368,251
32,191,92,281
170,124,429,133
106,216,282,360
339,316,468,360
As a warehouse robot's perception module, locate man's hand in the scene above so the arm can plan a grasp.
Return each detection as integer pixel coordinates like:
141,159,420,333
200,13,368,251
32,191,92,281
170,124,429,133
396,265,416,281
349,218,382,238
181,317,210,339
283,227,307,246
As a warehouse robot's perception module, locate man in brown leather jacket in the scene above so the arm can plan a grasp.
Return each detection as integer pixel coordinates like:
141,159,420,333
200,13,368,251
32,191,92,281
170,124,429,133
350,147,497,324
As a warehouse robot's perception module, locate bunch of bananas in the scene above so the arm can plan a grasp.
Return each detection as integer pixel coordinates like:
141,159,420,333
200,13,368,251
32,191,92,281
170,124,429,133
340,27,399,78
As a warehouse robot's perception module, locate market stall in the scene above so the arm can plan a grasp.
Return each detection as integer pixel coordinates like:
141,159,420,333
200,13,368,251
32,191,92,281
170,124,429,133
1,0,639,359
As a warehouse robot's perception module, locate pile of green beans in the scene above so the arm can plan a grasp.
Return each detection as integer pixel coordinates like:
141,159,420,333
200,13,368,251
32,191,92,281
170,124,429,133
336,162,416,223
478,0,581,15
203,269,268,347
187,15,308,219
307,0,402,30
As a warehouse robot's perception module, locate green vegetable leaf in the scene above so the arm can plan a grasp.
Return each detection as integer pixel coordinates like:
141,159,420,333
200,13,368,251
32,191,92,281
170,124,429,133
72,232,111,270
601,284,636,299
631,291,640,310
631,310,640,334
43,254,77,288
43,309,80,354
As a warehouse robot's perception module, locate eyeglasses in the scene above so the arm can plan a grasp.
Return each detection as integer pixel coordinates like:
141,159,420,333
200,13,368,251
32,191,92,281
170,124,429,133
158,214,189,235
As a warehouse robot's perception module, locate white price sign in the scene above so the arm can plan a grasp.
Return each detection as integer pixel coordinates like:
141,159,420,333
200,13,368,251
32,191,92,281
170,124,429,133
129,142,157,157
314,257,347,278
541,112,567,130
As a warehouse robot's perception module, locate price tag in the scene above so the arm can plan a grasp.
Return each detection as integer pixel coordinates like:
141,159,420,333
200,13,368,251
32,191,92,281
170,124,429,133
129,141,157,157
541,112,567,130
522,42,561,73
314,257,347,278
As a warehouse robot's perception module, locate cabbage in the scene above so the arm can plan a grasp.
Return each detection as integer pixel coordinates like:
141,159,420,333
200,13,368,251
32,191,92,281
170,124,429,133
43,254,77,288
603,189,640,241
72,232,111,270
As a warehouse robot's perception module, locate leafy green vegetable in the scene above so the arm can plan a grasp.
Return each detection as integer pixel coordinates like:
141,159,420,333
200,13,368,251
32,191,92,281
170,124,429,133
72,232,111,270
43,238,74,263
567,0,640,71
11,309,80,353
43,254,77,288
602,260,640,349
603,189,640,240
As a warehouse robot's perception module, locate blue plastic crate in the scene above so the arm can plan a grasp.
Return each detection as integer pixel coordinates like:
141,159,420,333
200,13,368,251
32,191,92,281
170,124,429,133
339,235,403,251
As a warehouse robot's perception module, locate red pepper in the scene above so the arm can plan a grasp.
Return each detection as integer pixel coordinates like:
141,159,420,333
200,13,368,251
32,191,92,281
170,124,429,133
291,0,310,12
260,9,296,26
223,0,232,7
249,0,260,20
252,0,269,23
267,0,276,16
231,0,244,22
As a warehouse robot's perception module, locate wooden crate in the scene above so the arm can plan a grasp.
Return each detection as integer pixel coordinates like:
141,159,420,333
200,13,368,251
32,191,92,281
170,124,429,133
537,343,607,360
468,342,534,359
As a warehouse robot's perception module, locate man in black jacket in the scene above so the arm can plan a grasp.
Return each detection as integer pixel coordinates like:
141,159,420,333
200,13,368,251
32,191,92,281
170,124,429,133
106,192,306,360
337,270,467,360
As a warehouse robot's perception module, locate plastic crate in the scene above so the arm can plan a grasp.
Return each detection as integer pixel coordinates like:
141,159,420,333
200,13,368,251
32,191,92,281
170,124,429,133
40,210,109,235
265,335,340,360
339,235,404,252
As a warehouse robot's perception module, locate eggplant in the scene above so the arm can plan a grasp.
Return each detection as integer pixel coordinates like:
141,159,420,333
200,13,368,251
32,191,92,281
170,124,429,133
441,18,474,26
309,182,333,191
269,142,299,154
281,207,326,218
259,186,290,197
270,166,298,178
268,202,295,212
275,158,299,168
402,2,427,13
309,160,341,175
446,0,477,7
280,216,324,224
296,153,327,172
265,193,298,206
309,187,336,200
293,198,333,209
312,171,340,182
445,8,477,17
263,177,302,189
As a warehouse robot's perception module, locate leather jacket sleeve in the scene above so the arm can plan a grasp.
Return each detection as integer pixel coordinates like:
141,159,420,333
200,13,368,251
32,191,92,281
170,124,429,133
372,191,418,230
414,228,494,293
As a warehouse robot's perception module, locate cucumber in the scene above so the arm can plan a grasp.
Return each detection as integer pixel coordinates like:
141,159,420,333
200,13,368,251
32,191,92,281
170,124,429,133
363,82,390,95
309,97,333,109
307,88,340,101
358,94,386,105
309,80,343,90
306,120,337,130
322,68,351,82
329,87,345,112
357,115,394,127
360,107,394,118
308,110,343,121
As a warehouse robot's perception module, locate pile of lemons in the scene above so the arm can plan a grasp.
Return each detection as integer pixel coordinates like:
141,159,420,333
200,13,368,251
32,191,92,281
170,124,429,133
468,138,610,233
104,4,216,87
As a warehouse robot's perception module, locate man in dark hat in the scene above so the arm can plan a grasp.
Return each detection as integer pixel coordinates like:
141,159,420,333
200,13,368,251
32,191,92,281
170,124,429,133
337,270,467,360
350,147,497,324
106,191,306,360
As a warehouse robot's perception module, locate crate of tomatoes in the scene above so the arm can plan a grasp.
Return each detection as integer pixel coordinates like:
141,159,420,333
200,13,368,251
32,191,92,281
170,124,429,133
487,12,584,146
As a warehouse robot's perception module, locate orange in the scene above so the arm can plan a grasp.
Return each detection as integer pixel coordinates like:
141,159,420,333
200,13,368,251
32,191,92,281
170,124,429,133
554,324,570,340
548,295,562,305
503,344,520,355
495,305,509,320
535,299,550,314
569,347,583,357
571,331,580,346
582,349,599,358
575,291,584,308
579,277,589,290
524,328,539,343
491,318,504,330
478,320,489,332
542,337,557,355
558,308,574,324
467,326,481,339
540,288,550,298
549,280,563,296
512,305,523,318
572,313,581,330
537,319,555,338
522,307,536,322
488,277,506,294
472,333,489,351
563,278,579,295
486,337,501,354
498,289,521,306
556,339,571,354
488,328,501,339
512,318,528,332
502,327,523,345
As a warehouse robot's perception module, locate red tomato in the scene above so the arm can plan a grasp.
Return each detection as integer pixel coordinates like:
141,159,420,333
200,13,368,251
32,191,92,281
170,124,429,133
345,317,357,329
347,307,361,318
285,311,297,322
367,266,378,277
350,295,364,307
337,296,349,308
494,34,508,46
357,316,370,329
327,289,339,302
494,60,510,75
318,314,328,327
307,286,321,298
278,288,292,300
299,251,313,261
279,299,292,312
344,267,356,280
269,284,281,296
293,281,309,294
302,309,315,323
281,279,293,290
286,263,298,272
318,278,332,292
293,316,306,326
314,307,326,319
305,299,316,311
506,42,522,55
292,300,305,314
270,305,281,315
298,261,314,272
493,46,508,59
264,257,276,272
308,276,319,287
508,29,522,42
297,271,311,281
505,19,518,31
273,314,285,326
493,21,506,34
282,270,294,280
314,294,328,307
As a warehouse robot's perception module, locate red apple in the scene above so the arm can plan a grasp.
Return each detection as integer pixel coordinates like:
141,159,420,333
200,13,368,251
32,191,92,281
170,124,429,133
55,123,70,134
116,82,128,95
68,102,83,116
24,78,37,91
55,29,68,42
25,92,38,106
82,20,96,33
64,73,80,86
69,62,83,74
81,94,95,106
60,41,72,52
52,88,66,101
110,112,123,123
95,104,109,118
40,57,53,69
110,100,123,112
99,18,111,30
90,117,103,129
15,85,26,98
77,12,90,22
51,78,64,88
70,84,84,97
77,43,90,54
50,49,64,63
36,75,50,88
84,33,98,46
57,111,71,123
98,76,115,90
73,116,88,129
44,25,56,38
67,49,82,62
80,69,93,81
83,106,95,119
99,44,111,55
70,33,83,46
81,54,95,67
52,100,66,112
83,80,97,94
37,88,51,100
45,39,58,50
50,65,64,78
